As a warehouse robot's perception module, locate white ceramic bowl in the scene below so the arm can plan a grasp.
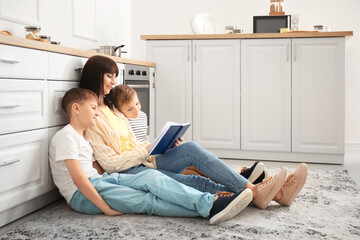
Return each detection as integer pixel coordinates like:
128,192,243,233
191,13,218,34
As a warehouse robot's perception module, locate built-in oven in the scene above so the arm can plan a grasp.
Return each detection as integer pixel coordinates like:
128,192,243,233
123,64,150,128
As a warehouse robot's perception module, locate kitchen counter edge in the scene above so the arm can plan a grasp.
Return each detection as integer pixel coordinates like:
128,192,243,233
0,35,155,67
140,31,353,40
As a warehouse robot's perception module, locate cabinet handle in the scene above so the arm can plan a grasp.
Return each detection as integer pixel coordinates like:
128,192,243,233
194,43,197,61
0,59,20,64
187,44,190,62
126,84,149,89
0,159,20,167
74,67,83,71
0,104,20,109
286,43,290,61
294,43,297,61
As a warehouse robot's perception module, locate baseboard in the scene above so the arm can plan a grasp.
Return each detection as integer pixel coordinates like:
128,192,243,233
345,141,360,156
211,149,344,164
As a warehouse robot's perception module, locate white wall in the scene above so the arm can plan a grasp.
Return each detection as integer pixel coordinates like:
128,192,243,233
0,0,131,55
130,0,360,160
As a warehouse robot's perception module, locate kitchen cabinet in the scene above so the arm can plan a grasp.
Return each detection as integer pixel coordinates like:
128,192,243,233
0,44,46,79
47,81,79,127
0,129,49,213
0,79,47,135
47,52,87,81
146,36,346,164
192,40,240,149
241,39,291,152
147,40,192,140
0,40,155,226
147,40,240,147
240,37,345,155
292,38,344,154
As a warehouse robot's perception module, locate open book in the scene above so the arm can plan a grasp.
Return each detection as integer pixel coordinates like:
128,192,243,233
149,121,191,155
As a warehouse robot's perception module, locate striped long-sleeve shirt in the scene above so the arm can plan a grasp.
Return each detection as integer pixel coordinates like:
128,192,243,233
128,111,149,143
85,106,156,173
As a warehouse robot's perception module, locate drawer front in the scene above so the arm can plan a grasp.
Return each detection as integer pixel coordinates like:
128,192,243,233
0,44,46,79
47,81,79,127
48,52,87,81
0,129,49,212
0,79,47,134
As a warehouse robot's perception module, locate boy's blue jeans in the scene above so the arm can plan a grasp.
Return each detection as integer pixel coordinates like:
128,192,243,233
124,142,249,194
69,170,213,217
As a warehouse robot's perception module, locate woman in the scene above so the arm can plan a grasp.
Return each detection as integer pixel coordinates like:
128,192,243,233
80,55,307,210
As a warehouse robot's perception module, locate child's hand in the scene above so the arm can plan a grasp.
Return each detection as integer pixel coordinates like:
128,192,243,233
173,137,184,147
104,208,124,216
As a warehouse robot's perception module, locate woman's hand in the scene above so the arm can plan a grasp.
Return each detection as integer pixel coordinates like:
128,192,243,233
103,207,124,216
173,137,184,147
148,155,156,164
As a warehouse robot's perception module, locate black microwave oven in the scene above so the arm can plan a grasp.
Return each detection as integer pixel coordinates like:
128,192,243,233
253,15,291,33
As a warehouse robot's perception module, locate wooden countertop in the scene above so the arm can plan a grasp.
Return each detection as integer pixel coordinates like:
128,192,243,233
0,35,156,67
141,31,353,40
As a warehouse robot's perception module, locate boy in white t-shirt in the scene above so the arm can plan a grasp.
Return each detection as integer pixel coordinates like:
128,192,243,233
49,88,253,224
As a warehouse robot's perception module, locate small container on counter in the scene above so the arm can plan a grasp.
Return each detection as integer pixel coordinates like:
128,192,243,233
50,41,60,45
280,27,291,33
39,35,51,43
314,25,325,32
225,26,243,34
314,25,331,32
25,26,41,40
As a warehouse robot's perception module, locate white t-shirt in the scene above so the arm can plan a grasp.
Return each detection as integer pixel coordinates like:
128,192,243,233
128,111,149,143
49,124,101,203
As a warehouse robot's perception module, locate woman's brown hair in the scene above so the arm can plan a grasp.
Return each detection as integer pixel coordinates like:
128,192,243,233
79,55,119,108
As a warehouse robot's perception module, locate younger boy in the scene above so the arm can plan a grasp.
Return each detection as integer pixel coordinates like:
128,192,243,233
49,88,253,224
111,84,149,143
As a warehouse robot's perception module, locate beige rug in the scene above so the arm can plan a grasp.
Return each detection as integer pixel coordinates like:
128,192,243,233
1,168,360,240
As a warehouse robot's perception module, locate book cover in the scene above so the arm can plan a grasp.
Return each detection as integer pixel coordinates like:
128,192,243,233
149,122,191,155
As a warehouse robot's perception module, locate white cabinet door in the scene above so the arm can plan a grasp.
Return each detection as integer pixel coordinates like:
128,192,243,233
47,52,87,81
241,39,291,151
292,38,345,154
193,40,240,149
147,40,192,140
0,79,47,134
47,81,79,127
0,129,49,212
0,44,46,79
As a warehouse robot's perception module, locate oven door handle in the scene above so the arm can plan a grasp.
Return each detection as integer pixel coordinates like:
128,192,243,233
126,84,150,89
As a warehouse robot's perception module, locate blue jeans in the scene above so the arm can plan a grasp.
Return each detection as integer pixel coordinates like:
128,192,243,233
124,142,249,194
69,170,213,217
